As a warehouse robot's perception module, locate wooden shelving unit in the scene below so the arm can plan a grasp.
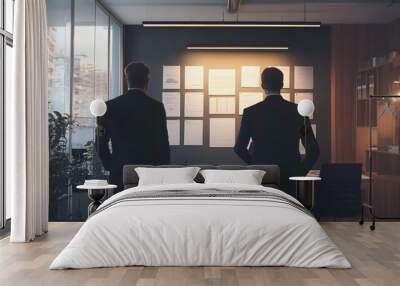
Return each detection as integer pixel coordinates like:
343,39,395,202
357,53,400,230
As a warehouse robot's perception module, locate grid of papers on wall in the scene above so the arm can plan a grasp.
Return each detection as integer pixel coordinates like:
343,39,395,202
162,65,315,152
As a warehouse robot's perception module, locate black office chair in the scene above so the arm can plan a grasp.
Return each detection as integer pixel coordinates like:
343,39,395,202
317,163,362,219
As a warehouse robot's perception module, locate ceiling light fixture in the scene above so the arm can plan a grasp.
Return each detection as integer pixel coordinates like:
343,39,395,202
142,21,321,28
186,45,289,51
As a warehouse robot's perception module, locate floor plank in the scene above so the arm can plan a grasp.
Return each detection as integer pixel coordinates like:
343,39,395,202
0,222,399,286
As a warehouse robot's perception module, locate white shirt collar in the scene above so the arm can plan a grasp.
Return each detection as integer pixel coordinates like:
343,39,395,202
265,92,281,97
128,87,145,92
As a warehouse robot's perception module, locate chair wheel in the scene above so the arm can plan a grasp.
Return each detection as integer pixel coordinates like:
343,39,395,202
370,225,375,231
359,220,364,225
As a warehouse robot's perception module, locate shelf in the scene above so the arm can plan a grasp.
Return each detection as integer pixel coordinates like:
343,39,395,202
369,95,400,99
358,55,400,72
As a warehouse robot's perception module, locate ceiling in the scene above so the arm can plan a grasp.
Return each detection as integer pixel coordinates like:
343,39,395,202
102,0,400,25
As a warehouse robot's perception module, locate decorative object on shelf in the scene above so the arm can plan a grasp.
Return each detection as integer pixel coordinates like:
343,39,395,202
378,98,399,119
393,78,400,96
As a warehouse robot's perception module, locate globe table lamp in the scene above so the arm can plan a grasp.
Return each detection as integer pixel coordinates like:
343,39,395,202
89,99,107,178
297,99,315,157
78,99,113,213
90,99,107,117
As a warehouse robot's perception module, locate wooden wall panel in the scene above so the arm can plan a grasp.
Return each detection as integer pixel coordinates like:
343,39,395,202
330,24,390,163
388,18,400,52
330,25,357,162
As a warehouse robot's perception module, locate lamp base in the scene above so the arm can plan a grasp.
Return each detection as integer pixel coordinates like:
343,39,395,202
87,174,108,180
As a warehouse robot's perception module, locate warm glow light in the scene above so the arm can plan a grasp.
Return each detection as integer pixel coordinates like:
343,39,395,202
187,46,289,51
143,22,321,28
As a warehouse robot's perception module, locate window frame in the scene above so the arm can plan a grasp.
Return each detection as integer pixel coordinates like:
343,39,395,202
94,0,123,98
109,17,123,98
1,0,14,230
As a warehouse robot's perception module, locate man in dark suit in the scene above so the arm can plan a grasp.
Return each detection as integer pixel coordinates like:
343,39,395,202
234,67,319,195
97,62,170,192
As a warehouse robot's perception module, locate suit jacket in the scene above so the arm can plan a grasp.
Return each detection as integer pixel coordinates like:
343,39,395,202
234,94,319,180
97,89,170,190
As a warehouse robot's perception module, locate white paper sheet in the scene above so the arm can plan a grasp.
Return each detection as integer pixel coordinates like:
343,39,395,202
162,92,180,117
295,92,314,119
239,92,264,115
184,120,203,145
185,66,204,90
294,66,313,90
167,120,180,145
294,92,313,103
208,69,236,96
184,92,204,117
281,92,291,102
209,118,236,147
299,124,316,155
274,66,290,89
209,97,236,114
163,66,180,89
241,66,260,88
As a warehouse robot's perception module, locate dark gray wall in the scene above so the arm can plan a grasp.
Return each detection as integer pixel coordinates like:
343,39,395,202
124,25,331,167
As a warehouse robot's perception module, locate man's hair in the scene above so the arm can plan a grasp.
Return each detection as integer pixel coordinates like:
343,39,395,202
124,61,150,89
261,67,284,92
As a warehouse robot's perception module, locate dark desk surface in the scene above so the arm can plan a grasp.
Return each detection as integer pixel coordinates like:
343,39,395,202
308,170,369,180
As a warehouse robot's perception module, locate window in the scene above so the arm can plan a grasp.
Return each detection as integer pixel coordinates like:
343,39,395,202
4,44,11,221
73,0,95,122
0,38,3,229
95,5,109,102
47,0,122,221
5,0,13,33
47,0,73,221
1,0,14,230
47,0,71,114
109,20,122,98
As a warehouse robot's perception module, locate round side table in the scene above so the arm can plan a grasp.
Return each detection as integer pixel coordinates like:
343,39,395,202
77,184,117,216
289,176,321,210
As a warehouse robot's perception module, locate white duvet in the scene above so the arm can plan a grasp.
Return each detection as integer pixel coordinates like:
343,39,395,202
50,183,351,269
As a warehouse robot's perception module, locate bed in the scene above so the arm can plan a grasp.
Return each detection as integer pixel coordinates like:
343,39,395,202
50,165,351,269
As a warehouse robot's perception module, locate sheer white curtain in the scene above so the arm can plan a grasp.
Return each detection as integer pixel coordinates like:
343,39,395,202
7,0,49,242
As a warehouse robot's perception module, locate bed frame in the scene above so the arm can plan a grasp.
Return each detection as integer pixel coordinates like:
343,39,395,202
123,165,280,189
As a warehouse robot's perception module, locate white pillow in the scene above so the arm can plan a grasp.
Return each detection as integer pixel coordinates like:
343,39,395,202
135,167,200,186
200,169,266,185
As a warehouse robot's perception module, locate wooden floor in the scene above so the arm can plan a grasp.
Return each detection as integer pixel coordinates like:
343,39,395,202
0,222,399,286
